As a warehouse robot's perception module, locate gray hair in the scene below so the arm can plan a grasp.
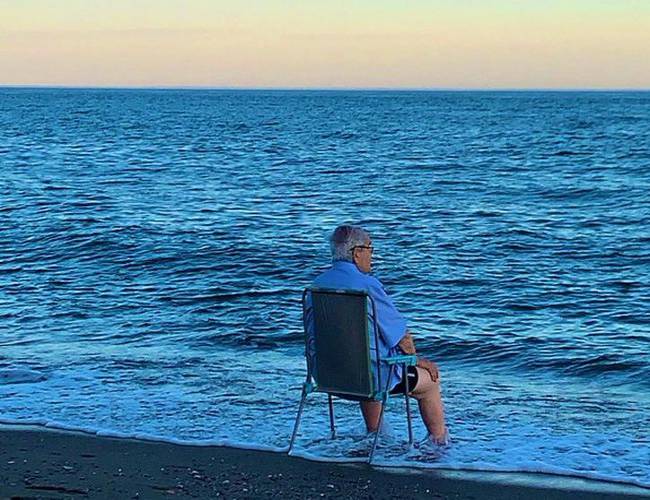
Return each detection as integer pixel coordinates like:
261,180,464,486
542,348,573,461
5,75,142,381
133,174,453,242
330,225,370,262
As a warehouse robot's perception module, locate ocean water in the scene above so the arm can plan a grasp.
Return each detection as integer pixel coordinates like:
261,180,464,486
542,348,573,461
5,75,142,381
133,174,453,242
1,88,649,488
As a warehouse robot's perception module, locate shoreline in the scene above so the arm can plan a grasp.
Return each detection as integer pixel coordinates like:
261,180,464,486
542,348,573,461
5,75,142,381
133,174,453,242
1,425,648,499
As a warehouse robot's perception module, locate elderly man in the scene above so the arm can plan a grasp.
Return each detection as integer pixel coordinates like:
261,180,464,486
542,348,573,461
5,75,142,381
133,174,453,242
311,225,448,445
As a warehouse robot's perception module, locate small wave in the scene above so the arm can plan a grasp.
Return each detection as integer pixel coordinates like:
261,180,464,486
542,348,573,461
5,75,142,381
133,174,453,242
437,278,490,287
536,187,599,200
317,169,347,175
609,312,650,325
427,336,649,382
218,333,282,349
531,353,649,377
501,302,543,311
551,150,590,156
472,210,503,218
0,369,47,385
125,254,181,268
158,288,294,305
108,356,208,371
0,266,23,275
320,131,357,140
42,184,72,191
605,280,644,293
499,242,538,252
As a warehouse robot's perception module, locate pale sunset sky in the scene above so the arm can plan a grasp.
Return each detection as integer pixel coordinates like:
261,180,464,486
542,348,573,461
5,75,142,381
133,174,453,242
1,0,649,89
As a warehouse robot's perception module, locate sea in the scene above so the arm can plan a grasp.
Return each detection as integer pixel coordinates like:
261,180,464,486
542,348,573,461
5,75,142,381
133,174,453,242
1,88,649,490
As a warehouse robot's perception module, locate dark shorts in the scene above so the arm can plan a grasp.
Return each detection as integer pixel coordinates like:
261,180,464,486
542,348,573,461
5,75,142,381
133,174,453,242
389,365,419,395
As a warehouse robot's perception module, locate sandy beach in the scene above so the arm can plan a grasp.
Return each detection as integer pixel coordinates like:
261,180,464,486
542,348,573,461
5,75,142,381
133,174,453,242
0,426,648,499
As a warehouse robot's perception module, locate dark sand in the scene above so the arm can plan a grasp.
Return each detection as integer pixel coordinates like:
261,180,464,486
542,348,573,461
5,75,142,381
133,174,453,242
1,427,648,499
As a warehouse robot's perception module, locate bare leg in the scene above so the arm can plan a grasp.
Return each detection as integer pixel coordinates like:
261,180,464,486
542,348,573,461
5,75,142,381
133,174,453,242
359,400,382,432
410,366,447,443
361,366,447,440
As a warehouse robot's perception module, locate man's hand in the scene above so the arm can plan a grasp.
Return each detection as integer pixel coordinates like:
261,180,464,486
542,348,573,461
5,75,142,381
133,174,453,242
398,332,416,354
417,357,439,382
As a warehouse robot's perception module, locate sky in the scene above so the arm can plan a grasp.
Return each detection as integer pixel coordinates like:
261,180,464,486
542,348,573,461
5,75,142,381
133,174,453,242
1,0,649,89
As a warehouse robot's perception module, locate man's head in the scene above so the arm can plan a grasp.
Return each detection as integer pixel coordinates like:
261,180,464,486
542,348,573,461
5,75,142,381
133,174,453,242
330,225,373,273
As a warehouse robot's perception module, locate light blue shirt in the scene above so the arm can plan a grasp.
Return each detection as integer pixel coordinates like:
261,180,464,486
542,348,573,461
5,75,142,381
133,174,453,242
308,260,407,393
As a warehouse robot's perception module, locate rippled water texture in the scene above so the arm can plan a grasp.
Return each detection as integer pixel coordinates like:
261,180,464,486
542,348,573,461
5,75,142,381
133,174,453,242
1,89,649,487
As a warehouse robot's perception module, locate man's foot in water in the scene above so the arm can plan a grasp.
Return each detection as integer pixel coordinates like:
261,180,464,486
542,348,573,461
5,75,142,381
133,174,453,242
415,431,451,450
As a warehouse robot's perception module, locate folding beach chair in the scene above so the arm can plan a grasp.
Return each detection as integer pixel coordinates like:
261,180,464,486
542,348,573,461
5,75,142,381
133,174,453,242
288,287,417,462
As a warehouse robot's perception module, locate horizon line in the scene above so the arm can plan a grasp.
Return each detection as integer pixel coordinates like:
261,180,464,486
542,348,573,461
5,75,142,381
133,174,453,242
1,84,649,92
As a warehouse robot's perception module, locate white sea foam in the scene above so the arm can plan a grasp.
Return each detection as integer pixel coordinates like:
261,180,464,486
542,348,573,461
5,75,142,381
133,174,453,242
1,418,649,497
1,355,648,491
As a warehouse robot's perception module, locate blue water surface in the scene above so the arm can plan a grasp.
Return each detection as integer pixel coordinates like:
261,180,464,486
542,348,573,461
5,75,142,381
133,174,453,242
1,89,649,487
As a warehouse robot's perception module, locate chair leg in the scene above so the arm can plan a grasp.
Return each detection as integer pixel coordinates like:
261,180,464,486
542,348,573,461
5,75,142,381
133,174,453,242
369,365,394,464
328,394,336,439
288,386,308,454
403,363,414,446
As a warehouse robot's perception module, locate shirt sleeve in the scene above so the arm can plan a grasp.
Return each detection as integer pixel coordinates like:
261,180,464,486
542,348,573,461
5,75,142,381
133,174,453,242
366,276,407,348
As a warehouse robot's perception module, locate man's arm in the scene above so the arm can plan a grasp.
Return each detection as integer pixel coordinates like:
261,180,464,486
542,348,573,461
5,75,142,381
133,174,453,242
417,357,439,382
366,276,439,382
367,277,407,348
398,331,416,354
399,330,439,382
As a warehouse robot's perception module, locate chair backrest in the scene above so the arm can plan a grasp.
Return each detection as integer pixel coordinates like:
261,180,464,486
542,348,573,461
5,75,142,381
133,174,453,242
303,288,377,399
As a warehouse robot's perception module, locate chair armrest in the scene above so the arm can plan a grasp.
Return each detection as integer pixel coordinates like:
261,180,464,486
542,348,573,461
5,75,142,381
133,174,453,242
303,381,316,394
384,354,417,366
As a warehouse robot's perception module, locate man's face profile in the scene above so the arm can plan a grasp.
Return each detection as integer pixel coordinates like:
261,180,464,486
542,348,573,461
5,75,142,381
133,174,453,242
353,239,373,274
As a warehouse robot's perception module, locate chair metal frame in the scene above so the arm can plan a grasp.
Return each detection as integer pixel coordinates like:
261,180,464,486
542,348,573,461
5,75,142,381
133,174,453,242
288,287,417,463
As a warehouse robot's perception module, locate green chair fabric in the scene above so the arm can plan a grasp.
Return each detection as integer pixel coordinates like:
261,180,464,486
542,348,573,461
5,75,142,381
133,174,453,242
310,289,374,398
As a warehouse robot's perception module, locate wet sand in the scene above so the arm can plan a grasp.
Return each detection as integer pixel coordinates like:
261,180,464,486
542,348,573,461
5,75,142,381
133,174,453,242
1,427,648,499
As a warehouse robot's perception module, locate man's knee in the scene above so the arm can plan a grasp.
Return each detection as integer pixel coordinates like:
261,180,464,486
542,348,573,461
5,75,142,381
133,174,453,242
411,375,441,400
